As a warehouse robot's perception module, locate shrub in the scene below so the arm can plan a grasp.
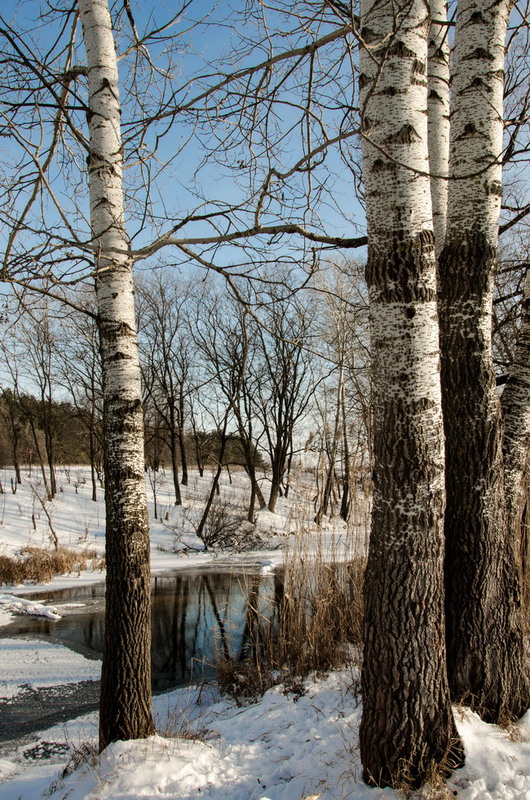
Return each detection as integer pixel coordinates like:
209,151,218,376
198,499,262,551
0,554,24,586
0,547,105,586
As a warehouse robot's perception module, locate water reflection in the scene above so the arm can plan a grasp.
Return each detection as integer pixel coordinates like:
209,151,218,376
1,569,280,692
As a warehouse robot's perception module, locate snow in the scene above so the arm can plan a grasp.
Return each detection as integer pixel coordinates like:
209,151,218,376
0,466,529,798
1,671,530,799
0,593,61,620
0,638,100,699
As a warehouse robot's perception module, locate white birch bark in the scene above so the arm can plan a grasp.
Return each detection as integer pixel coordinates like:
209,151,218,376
439,0,529,720
445,0,508,240
358,0,462,786
79,0,154,750
427,0,450,255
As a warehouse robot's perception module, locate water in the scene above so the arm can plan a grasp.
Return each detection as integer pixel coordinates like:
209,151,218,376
1,567,282,692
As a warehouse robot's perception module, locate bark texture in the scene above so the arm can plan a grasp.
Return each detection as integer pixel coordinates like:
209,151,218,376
427,0,450,255
439,0,529,721
501,269,530,546
79,0,155,750
358,0,462,786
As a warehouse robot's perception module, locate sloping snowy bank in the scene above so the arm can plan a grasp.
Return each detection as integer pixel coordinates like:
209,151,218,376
1,670,530,799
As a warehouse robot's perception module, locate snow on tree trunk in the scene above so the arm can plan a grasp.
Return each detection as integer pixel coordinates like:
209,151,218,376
439,0,529,722
501,267,530,549
427,0,450,256
79,0,155,750
358,0,463,786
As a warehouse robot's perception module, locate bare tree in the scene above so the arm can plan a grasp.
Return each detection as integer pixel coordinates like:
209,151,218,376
191,283,267,522
56,299,103,502
252,285,315,512
137,275,199,505
311,260,371,525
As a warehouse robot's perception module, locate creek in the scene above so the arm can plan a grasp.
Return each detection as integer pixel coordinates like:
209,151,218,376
1,566,282,692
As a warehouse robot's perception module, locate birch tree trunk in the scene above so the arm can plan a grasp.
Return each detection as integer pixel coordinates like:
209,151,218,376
358,0,463,786
79,0,155,750
439,0,529,722
427,0,450,256
501,267,530,550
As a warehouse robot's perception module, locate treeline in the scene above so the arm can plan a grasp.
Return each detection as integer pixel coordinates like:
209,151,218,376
1,258,521,520
0,389,265,497
0,264,371,519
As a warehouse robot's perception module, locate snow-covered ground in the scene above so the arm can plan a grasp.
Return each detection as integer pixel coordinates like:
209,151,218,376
1,666,530,800
0,466,529,799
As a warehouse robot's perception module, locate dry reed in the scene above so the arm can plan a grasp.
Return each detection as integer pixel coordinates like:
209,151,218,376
216,524,366,702
0,546,105,586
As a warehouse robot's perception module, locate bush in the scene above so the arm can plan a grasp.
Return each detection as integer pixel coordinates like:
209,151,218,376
0,554,24,586
0,547,105,586
198,499,262,551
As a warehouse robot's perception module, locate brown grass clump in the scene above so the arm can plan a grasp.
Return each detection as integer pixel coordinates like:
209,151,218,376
0,546,105,586
0,554,25,586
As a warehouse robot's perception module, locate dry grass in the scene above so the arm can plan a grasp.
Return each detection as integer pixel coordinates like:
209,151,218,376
0,546,105,586
216,529,366,702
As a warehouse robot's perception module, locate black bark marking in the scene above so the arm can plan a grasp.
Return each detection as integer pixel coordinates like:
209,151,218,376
377,85,407,96
386,124,421,144
487,180,503,197
359,73,371,89
360,27,380,43
429,89,443,102
387,41,416,58
366,230,436,304
462,47,495,61
457,123,487,139
372,158,396,173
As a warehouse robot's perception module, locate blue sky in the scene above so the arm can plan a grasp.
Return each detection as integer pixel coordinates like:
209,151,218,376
0,0,366,295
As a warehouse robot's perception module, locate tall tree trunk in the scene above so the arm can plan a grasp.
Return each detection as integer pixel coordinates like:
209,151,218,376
316,364,344,524
28,415,51,500
501,266,530,550
196,420,229,545
169,417,182,506
43,415,57,499
178,389,188,486
427,0,450,257
439,0,529,722
358,0,463,786
79,0,154,751
89,426,97,503
268,458,282,513
339,383,350,522
240,438,266,520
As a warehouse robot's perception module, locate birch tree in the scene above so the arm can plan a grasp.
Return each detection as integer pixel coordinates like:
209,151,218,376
427,0,450,255
357,0,463,785
502,260,530,548
439,0,529,722
78,0,154,749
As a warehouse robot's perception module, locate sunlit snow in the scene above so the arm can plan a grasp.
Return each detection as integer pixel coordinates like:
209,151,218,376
0,466,529,799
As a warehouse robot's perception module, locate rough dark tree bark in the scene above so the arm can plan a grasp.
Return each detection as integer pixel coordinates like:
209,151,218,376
358,0,463,786
439,0,529,722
